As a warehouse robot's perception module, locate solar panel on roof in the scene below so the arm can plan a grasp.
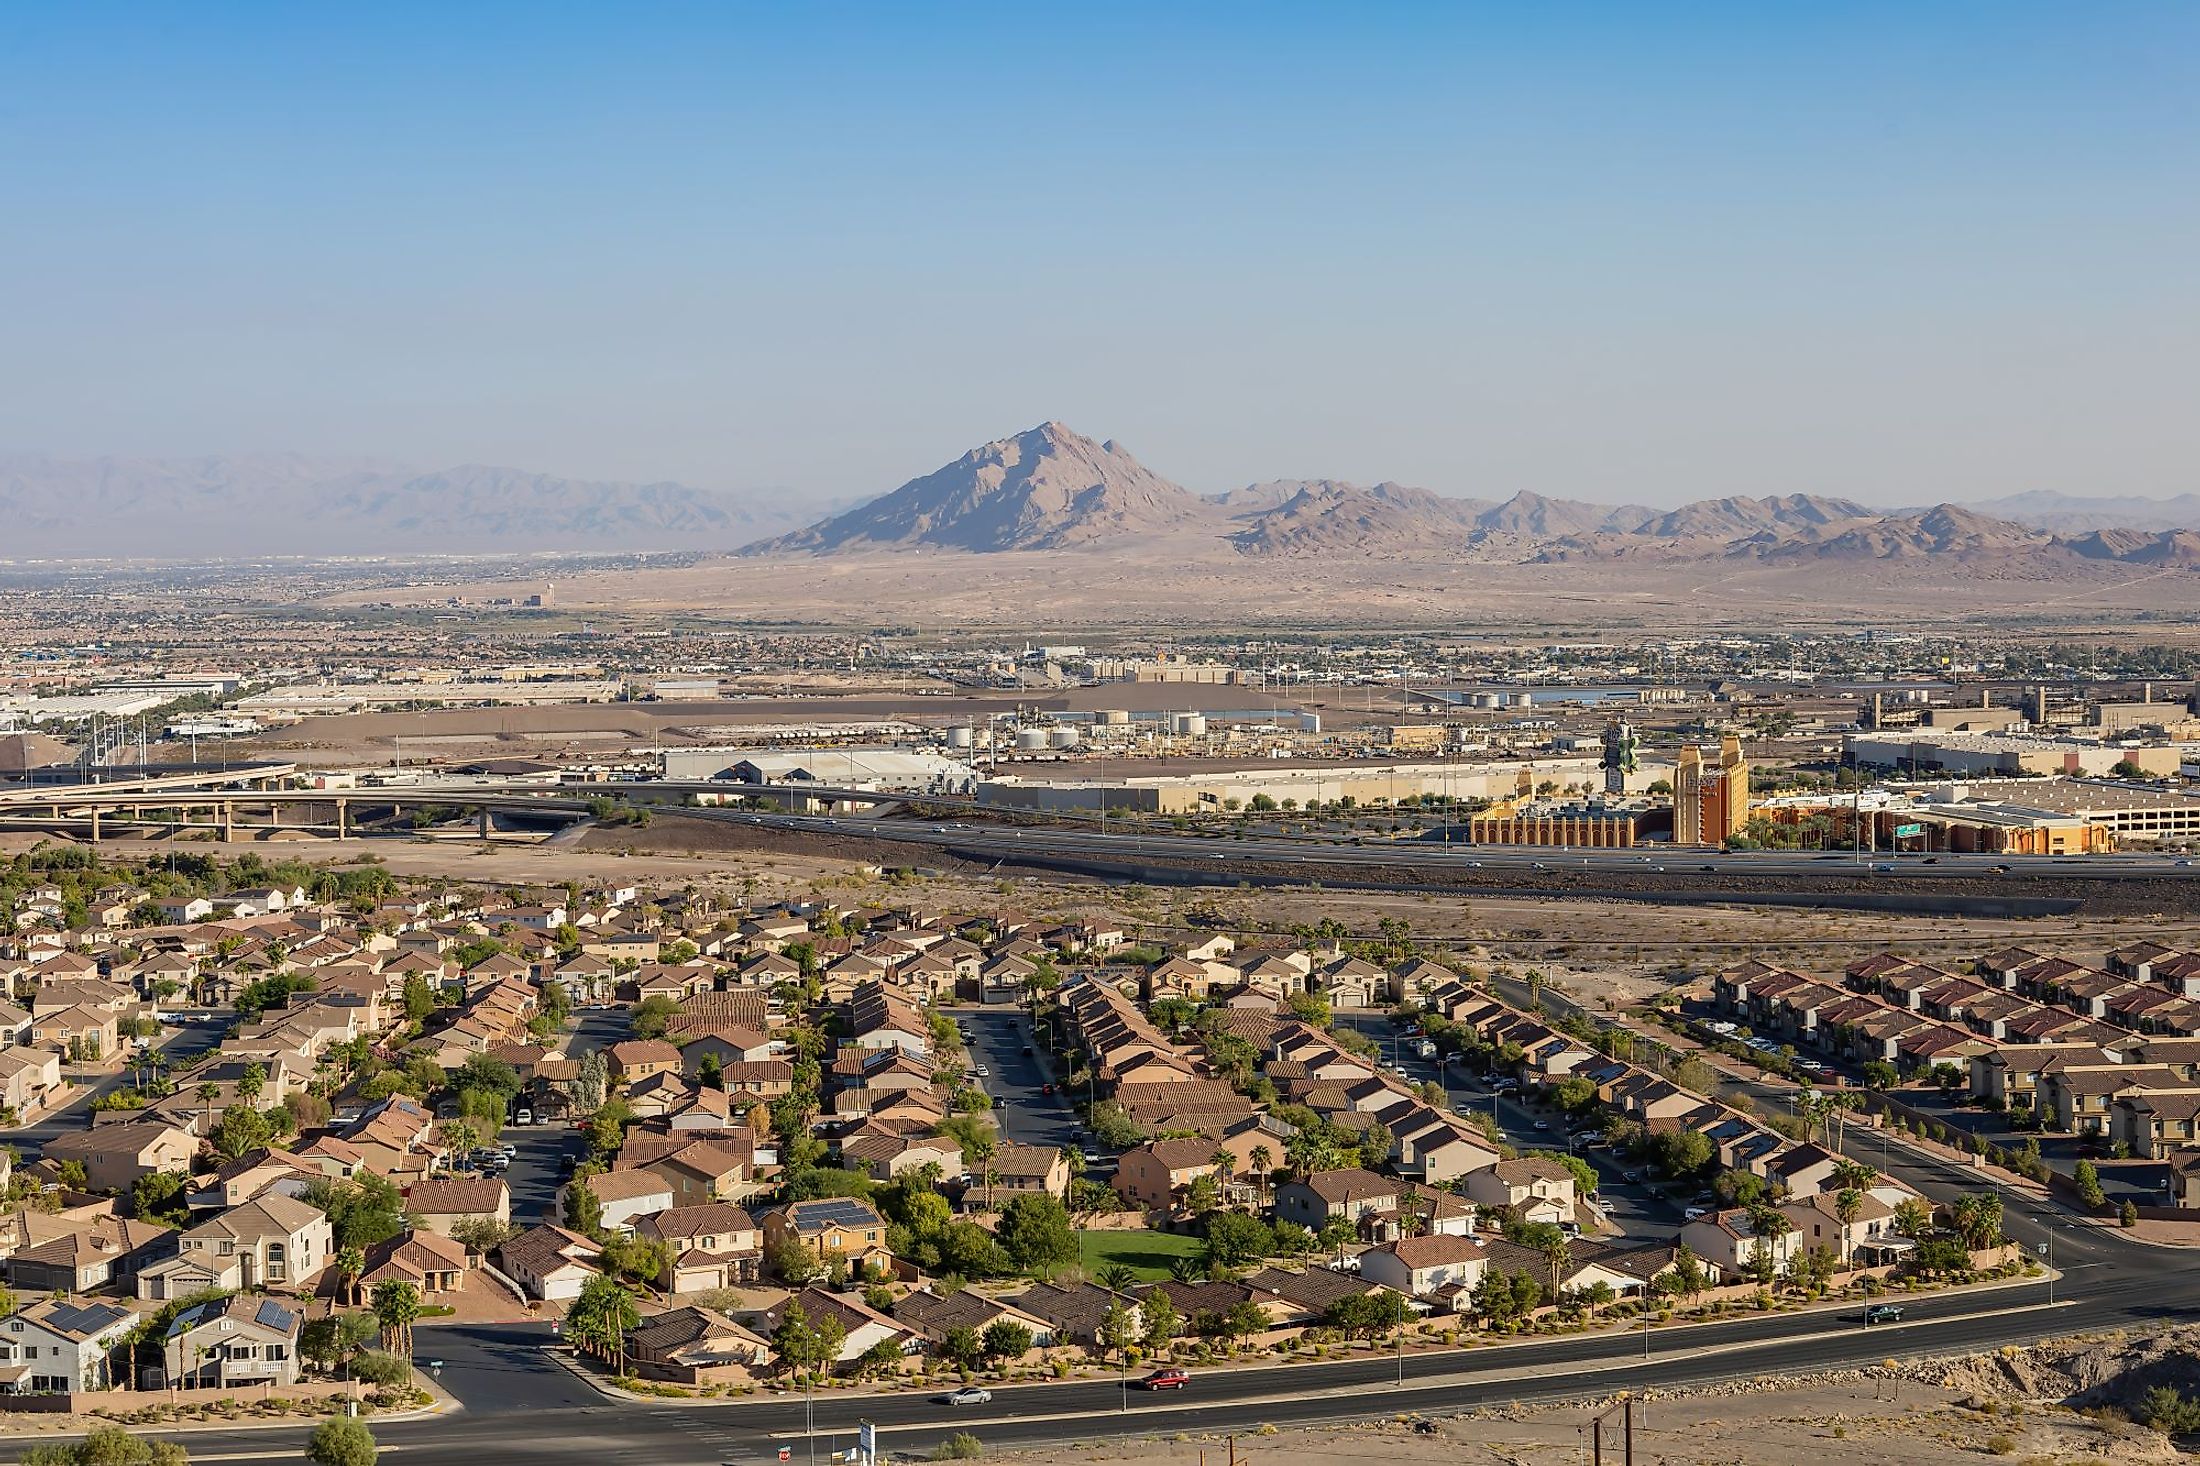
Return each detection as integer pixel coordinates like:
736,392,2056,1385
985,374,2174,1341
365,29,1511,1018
794,1197,877,1229
47,1301,127,1336
254,1299,296,1332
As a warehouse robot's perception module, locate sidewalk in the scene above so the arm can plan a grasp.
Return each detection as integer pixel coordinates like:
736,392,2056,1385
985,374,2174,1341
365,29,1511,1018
0,1373,455,1444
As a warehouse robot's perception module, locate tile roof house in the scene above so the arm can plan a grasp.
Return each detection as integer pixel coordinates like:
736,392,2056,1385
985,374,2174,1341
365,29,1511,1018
893,1287,1059,1351
635,1203,763,1292
1357,1233,1488,1299
626,1305,773,1382
581,1168,677,1235
1274,1169,1401,1232
0,1297,138,1392
495,1224,604,1302
163,1295,302,1389
405,1177,512,1238
360,1229,472,1295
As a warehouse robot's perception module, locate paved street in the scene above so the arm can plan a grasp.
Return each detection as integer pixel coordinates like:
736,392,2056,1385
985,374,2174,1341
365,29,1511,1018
954,1004,1083,1154
1333,1010,1680,1240
4,1013,227,1160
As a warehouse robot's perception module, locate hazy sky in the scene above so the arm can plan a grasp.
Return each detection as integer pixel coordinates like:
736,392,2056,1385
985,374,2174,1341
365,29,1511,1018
2,3,2195,508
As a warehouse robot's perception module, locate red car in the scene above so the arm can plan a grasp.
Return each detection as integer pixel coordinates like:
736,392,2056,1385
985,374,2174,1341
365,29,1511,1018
1141,1368,1191,1391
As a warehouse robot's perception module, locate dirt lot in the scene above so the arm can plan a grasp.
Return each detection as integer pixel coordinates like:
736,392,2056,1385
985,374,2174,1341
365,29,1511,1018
1010,1327,2200,1466
39,814,2200,1002
1012,1379,2174,1466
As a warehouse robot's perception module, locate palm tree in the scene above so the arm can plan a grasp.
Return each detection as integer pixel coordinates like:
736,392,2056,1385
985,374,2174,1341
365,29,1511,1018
1097,1263,1139,1294
1830,1158,1878,1194
1209,1149,1237,1202
197,1081,221,1132
1542,1233,1572,1306
1247,1145,1273,1209
1833,1188,1865,1268
336,1247,365,1308
982,1165,1003,1213
372,1280,422,1358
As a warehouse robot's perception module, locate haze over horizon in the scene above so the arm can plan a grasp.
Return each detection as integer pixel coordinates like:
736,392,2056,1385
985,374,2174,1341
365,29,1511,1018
2,4,2196,512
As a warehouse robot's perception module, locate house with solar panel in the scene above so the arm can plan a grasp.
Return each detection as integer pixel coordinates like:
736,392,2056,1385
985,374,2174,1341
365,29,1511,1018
762,1196,891,1275
0,1297,138,1393
161,1295,303,1390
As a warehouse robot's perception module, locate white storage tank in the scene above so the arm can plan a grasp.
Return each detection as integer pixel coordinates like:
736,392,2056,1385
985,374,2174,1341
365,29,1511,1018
1472,692,1501,709
1170,713,1208,737
1095,708,1131,726
1511,692,1535,708
1014,727,1050,752
944,726,974,750
1047,726,1080,749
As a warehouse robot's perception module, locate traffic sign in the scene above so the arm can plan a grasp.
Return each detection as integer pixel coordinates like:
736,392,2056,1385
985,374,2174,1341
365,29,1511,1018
1892,823,1924,838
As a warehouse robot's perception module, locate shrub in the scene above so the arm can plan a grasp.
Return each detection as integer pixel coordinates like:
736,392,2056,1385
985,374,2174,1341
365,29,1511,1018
932,1433,984,1460
347,1351,414,1388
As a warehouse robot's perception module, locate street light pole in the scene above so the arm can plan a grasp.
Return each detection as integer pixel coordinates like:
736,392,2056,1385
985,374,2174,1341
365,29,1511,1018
807,1369,816,1466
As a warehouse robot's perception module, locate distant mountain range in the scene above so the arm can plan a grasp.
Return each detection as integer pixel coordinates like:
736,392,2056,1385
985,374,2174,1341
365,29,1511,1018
8,431,2198,566
747,422,2200,569
0,453,813,556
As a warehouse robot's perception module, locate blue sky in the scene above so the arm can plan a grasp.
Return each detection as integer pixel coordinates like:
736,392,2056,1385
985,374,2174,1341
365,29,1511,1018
2,3,2195,507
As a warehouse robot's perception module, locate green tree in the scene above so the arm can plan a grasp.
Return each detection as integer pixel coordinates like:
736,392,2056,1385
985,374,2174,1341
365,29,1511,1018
132,1171,191,1227
2073,1159,2106,1209
564,1274,642,1375
1140,1286,1180,1355
306,1417,379,1466
938,1324,983,1370
994,1194,1078,1273
630,995,684,1041
980,1319,1033,1363
771,1299,847,1379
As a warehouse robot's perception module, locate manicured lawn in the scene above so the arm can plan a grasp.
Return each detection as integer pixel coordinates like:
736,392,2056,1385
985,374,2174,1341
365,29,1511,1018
1077,1227,1204,1280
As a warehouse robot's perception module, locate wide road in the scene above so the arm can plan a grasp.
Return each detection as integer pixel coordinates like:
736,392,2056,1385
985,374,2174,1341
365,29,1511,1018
8,1255,2177,1466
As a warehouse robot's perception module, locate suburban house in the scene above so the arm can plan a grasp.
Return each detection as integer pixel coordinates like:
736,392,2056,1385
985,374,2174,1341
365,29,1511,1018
43,1120,199,1194
1462,1159,1578,1227
496,1225,604,1303
162,1296,303,1389
635,1203,764,1292
0,1298,138,1392
582,1169,676,1235
625,1306,772,1384
894,1287,1059,1352
360,1230,472,1296
1112,1138,1224,1208
1679,1209,1802,1281
139,1194,332,1299
1356,1234,1488,1299
1274,1169,1402,1233
763,1197,891,1272
406,1177,512,1238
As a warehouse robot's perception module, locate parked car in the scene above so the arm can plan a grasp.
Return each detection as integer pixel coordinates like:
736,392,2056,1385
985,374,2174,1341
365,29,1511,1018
946,1387,994,1406
1683,1206,1709,1221
515,1108,535,1125
1141,1368,1192,1391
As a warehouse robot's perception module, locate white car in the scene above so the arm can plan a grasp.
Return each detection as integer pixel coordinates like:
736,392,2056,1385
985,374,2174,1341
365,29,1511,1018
946,1387,993,1406
1684,1206,1709,1221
